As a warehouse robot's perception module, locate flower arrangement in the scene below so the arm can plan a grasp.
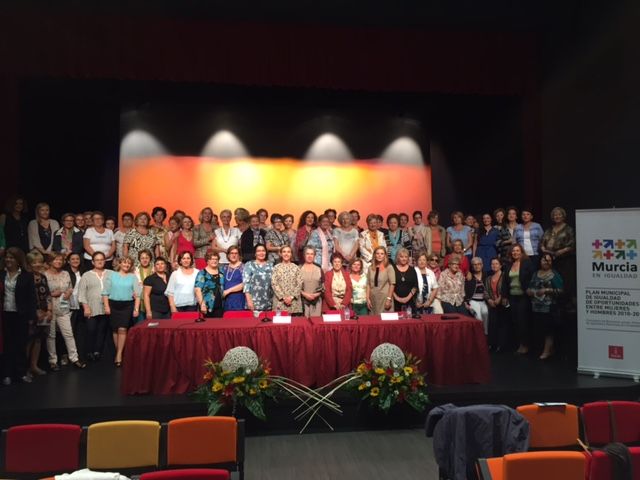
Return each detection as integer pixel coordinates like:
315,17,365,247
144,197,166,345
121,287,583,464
194,357,277,421
349,352,429,413
194,346,344,427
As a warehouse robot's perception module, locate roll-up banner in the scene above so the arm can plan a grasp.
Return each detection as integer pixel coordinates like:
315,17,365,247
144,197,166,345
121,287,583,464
576,208,640,381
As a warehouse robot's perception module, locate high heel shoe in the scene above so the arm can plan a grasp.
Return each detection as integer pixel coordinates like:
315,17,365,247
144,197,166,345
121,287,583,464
114,361,122,368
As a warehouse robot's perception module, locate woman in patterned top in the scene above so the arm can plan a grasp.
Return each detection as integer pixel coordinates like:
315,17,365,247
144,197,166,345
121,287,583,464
25,251,53,376
527,253,564,360
271,245,303,314
123,212,159,268
385,214,412,265
540,206,575,304
265,214,290,264
193,207,216,270
307,215,335,273
195,251,225,318
437,255,468,315
243,244,274,312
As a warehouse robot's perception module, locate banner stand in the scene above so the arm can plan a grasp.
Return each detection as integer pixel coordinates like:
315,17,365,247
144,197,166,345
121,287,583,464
576,208,640,382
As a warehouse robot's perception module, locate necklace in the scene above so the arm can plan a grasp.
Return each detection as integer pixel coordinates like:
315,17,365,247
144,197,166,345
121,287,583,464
219,226,232,244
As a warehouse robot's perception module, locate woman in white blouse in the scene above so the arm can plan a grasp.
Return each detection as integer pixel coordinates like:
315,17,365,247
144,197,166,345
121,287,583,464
83,211,116,270
165,251,199,313
414,253,440,315
213,209,241,266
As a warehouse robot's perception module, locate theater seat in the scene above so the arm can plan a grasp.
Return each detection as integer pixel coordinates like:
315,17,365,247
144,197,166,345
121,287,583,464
86,420,160,470
585,446,640,480
477,451,585,480
516,403,580,448
172,312,200,320
3,423,82,474
582,401,640,446
222,310,253,319
140,469,230,480
166,416,245,480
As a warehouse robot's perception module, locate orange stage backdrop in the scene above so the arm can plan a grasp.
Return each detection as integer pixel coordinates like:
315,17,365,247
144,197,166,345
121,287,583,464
119,156,431,222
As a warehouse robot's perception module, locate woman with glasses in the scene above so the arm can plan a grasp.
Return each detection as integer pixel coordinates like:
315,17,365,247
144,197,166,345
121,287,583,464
465,257,489,333
52,213,84,255
222,246,245,311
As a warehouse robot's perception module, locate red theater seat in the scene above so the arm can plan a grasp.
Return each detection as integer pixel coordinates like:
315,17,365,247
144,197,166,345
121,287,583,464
3,423,82,474
585,447,640,480
140,469,230,480
171,312,200,320
222,310,253,319
581,401,640,446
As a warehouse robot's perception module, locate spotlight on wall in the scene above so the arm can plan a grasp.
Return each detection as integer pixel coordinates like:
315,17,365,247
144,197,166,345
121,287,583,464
200,130,250,158
380,136,424,166
120,129,169,164
304,132,353,162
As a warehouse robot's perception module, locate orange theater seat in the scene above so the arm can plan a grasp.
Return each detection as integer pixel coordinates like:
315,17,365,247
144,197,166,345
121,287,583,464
166,416,244,479
478,451,585,480
516,404,580,448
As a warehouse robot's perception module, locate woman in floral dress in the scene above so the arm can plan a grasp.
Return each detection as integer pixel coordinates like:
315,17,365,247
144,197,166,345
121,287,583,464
271,245,303,314
243,244,274,312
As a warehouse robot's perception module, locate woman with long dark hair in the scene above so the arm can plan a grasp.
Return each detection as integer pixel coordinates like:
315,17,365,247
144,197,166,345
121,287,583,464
295,210,317,262
0,196,29,253
1,248,37,385
501,244,535,354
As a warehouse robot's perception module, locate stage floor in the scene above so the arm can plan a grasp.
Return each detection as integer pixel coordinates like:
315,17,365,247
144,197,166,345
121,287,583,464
1,352,638,433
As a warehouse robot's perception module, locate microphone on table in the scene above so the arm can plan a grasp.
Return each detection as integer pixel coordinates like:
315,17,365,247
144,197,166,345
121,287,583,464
195,310,206,323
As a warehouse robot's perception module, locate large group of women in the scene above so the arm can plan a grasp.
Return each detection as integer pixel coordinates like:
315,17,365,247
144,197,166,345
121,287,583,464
0,195,576,386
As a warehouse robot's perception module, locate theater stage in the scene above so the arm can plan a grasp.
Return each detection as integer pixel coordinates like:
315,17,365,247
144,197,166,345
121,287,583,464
1,352,638,435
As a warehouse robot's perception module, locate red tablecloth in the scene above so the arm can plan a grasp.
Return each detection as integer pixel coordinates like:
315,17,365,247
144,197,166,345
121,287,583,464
121,314,490,395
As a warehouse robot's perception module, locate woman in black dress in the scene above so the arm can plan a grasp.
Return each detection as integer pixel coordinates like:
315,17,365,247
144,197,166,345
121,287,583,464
392,248,418,314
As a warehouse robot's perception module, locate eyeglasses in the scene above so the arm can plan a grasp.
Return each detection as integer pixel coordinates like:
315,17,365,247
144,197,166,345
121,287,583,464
429,258,439,262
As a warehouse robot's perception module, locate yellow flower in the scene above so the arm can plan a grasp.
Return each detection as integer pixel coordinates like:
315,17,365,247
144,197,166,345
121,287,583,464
370,387,380,397
418,377,425,386
403,366,413,376
232,376,246,384
222,370,231,376
249,388,257,396
358,383,367,391
212,382,224,392
259,379,269,389
356,363,367,374
374,367,385,375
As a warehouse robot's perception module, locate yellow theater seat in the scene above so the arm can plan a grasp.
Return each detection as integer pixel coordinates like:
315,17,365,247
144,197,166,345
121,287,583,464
86,420,160,470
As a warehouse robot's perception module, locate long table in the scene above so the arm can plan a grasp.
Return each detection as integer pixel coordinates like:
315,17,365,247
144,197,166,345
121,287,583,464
121,314,490,395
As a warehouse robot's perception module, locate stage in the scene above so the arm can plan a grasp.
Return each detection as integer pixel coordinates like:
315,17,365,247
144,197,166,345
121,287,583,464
1,352,638,435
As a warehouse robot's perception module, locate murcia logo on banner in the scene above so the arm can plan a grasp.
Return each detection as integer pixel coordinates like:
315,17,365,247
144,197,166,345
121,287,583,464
591,238,638,279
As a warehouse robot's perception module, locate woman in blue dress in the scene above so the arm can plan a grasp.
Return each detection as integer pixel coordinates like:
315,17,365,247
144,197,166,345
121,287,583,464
222,246,246,311
474,213,499,275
